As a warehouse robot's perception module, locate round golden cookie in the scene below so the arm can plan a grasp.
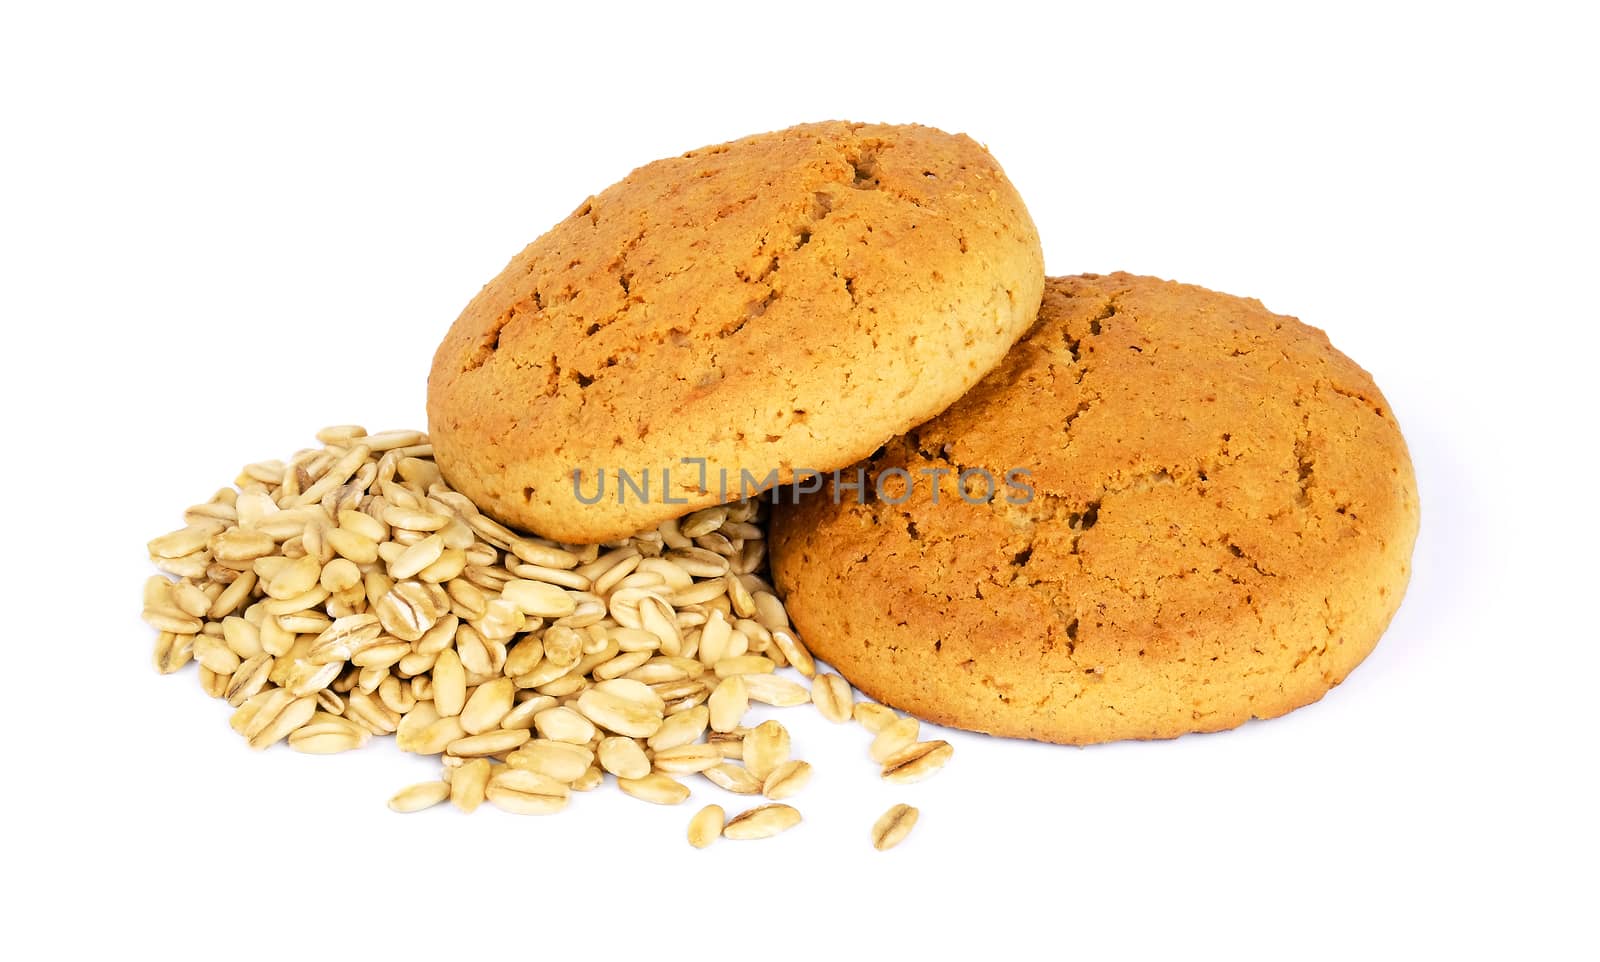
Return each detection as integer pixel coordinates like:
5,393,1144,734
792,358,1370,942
427,121,1044,543
771,273,1420,744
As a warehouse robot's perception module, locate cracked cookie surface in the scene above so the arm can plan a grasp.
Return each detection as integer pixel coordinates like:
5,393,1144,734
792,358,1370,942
427,121,1044,543
771,273,1420,744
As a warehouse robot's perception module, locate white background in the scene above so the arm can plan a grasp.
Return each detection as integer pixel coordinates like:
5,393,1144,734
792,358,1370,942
2,2,1594,958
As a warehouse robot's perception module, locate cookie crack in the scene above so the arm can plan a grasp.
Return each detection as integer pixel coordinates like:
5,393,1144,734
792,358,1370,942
1324,380,1387,419
1062,400,1093,435
1294,398,1314,507
462,289,544,373
1092,468,1177,501
1215,536,1278,579
1088,293,1122,336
